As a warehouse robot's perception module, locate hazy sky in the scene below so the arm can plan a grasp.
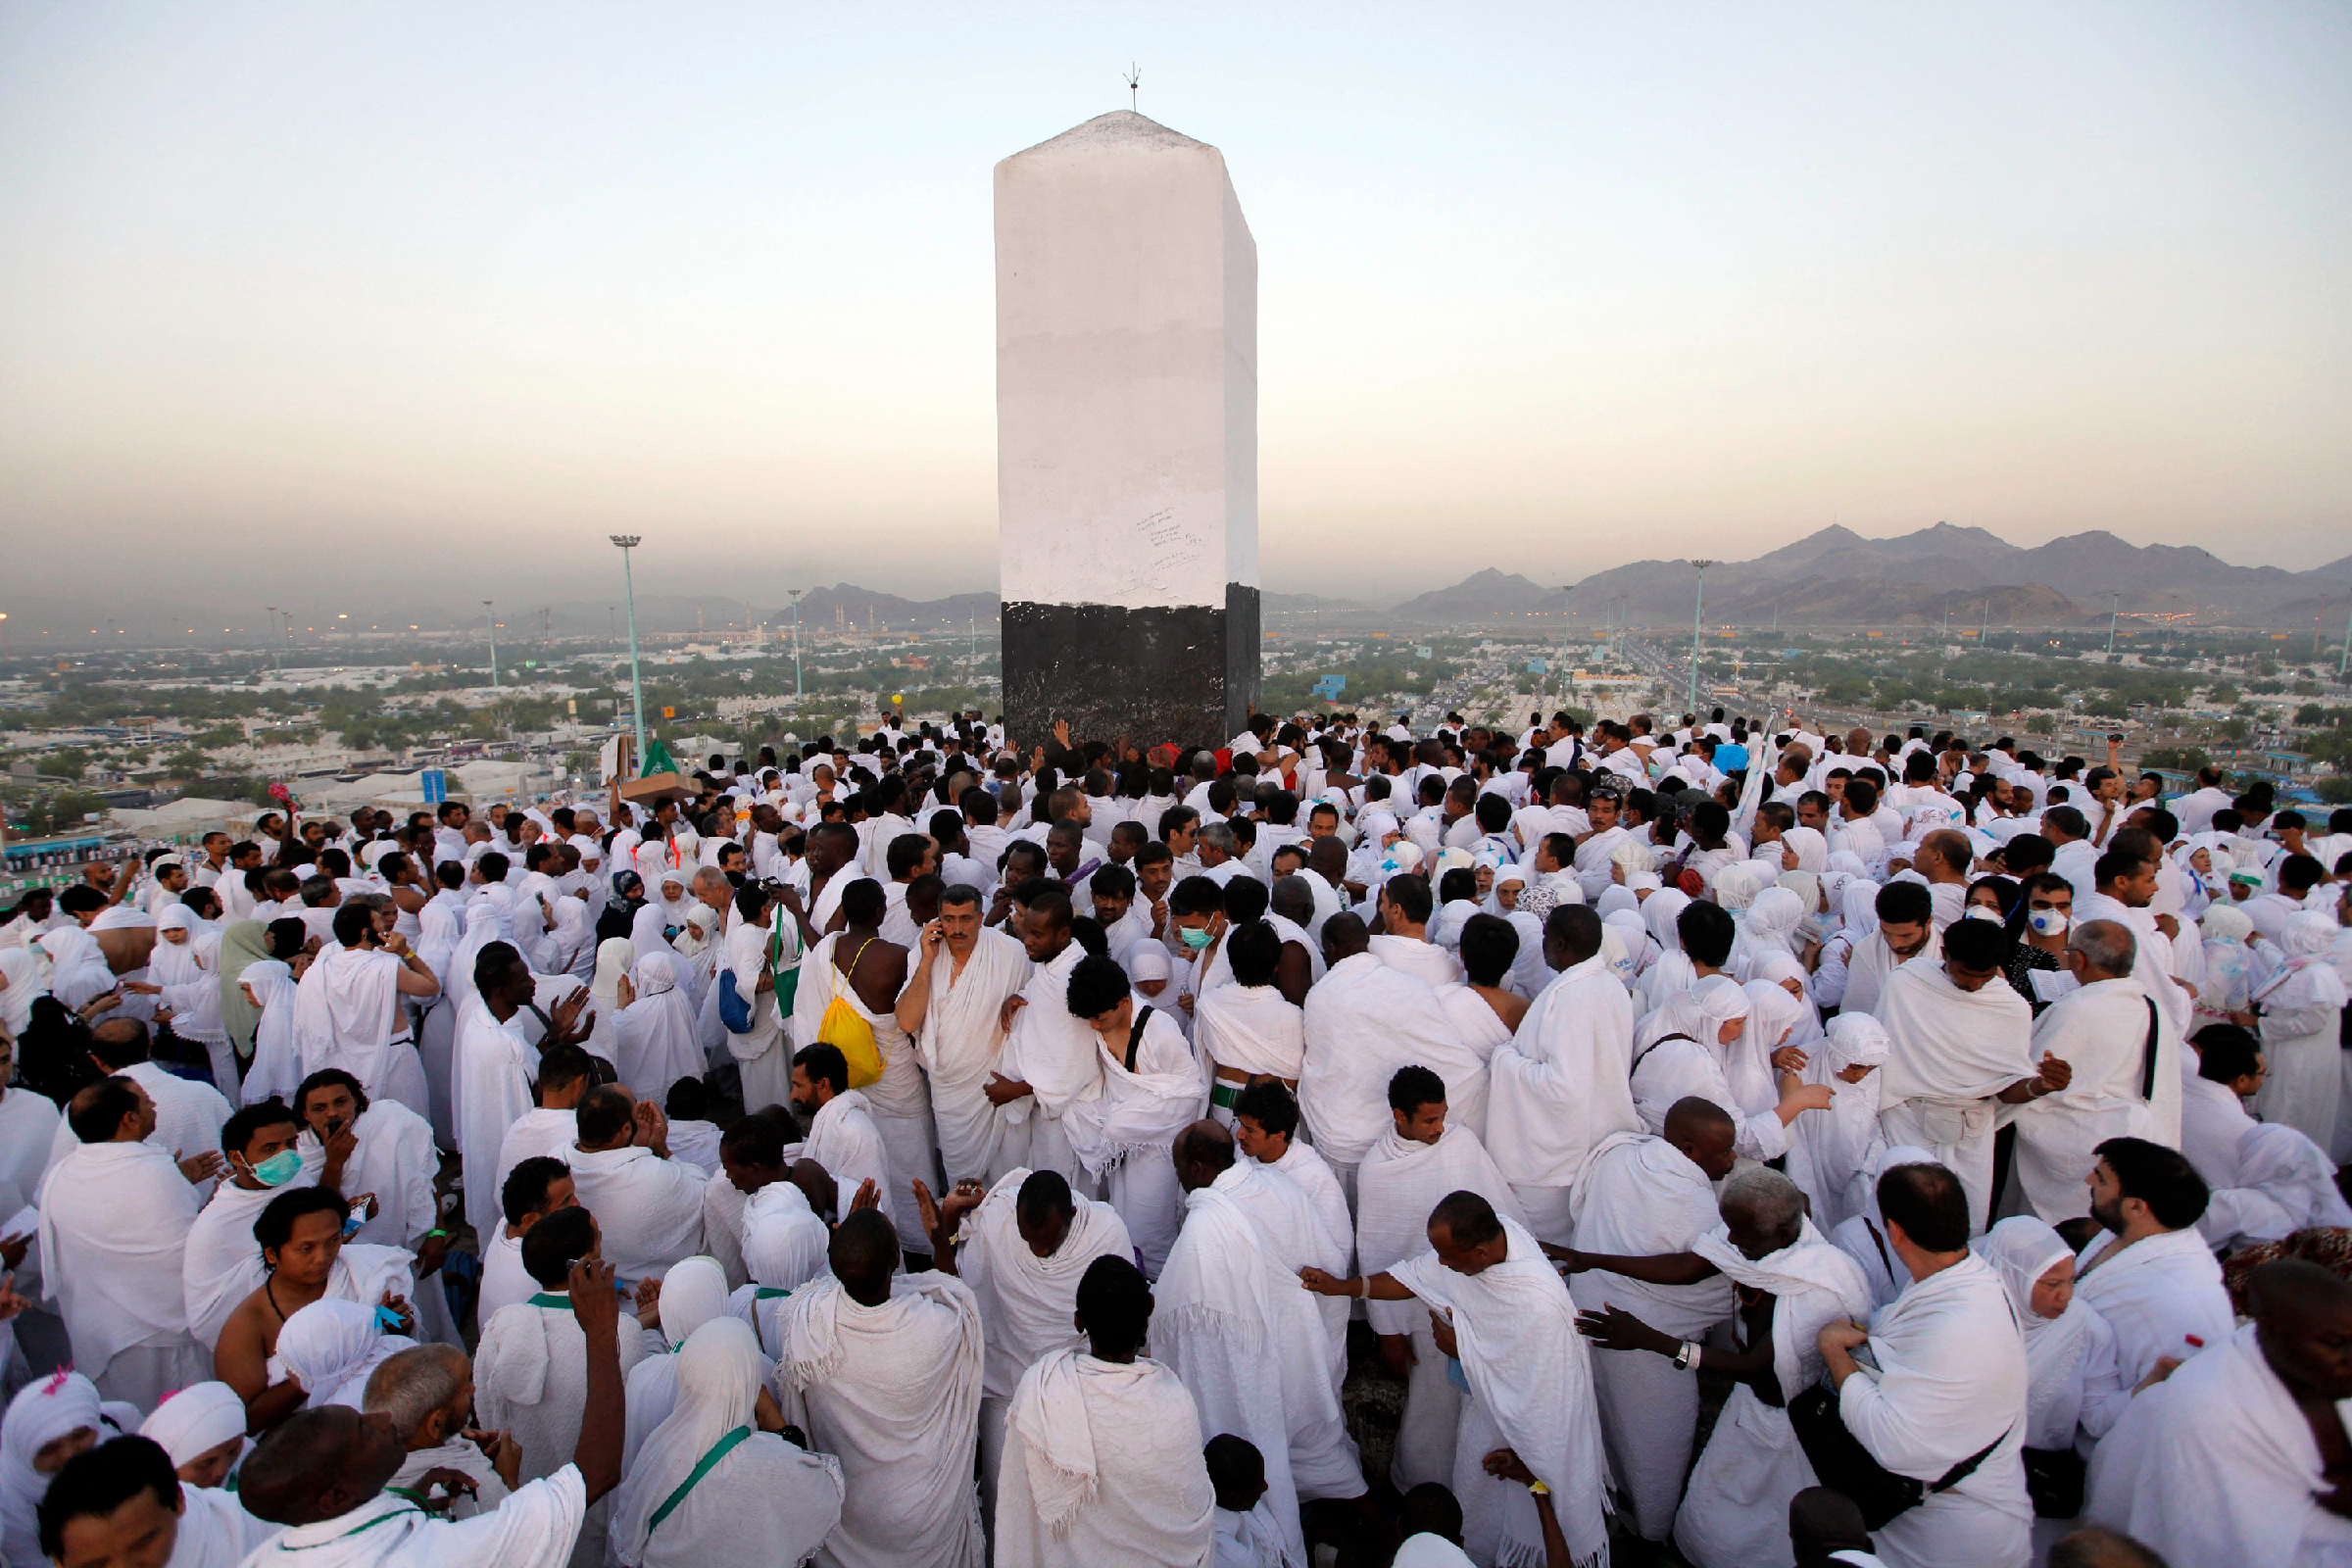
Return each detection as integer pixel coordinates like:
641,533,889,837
3,1,2347,626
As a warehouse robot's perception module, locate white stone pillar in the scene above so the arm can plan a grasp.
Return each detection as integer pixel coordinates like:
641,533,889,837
996,111,1258,751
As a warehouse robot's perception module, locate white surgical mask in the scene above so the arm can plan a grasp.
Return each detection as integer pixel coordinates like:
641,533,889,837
1964,906,2003,923
2028,908,2069,938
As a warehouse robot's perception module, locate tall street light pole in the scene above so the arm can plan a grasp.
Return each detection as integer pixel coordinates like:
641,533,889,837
265,607,280,672
611,537,647,767
1556,583,1576,708
483,601,499,689
787,587,806,699
2339,596,2352,683
1688,560,1716,716
2106,592,2120,657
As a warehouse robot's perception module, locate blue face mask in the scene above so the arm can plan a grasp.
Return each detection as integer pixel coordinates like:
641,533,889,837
248,1150,303,1188
1177,926,1212,952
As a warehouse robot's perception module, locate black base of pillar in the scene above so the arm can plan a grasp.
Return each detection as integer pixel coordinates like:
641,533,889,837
1003,583,1259,751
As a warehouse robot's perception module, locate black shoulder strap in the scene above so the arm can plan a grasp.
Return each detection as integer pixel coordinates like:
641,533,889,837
1127,1005,1152,1073
2139,997,2160,1102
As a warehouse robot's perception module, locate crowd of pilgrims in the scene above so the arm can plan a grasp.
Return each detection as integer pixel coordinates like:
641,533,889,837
0,703,2348,1568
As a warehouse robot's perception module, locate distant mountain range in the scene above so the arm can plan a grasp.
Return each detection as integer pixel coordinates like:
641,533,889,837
1366,525,2352,627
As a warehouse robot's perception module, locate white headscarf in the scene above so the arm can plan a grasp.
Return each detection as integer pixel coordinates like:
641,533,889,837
138,1381,248,1472
1977,1215,2094,1447
1734,888,1807,980
1782,826,1830,874
1637,972,1751,1057
2,1373,115,1568
1642,888,1691,956
610,1318,764,1565
1838,877,1883,940
657,1256,732,1350
1711,862,1764,911
274,1298,412,1409
2253,912,2348,1011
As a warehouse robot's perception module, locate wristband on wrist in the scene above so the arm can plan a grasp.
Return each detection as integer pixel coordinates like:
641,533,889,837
1526,1480,1550,1496
1672,1340,1700,1371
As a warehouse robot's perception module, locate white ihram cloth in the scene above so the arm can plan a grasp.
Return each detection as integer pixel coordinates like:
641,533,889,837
1976,1217,2127,1452
1356,1124,1528,1490
45,1060,234,1191
1564,1131,1736,1543
1839,925,1939,1019
994,1350,1216,1568
1153,1164,1351,1563
1673,1217,1874,1568
1389,1219,1611,1568
1480,954,1639,1242
0,1086,59,1310
298,1099,438,1250
2072,890,2194,1041
137,1380,246,1473
1784,1014,1890,1233
610,954,705,1101
491,1109,577,1226
994,943,1101,1183
1873,955,2034,1232
292,945,427,1118
1211,1498,1299,1568
564,1143,706,1283
474,1290,656,1568
455,1004,540,1244
2085,1319,2352,1566
2180,1068,2258,1190
907,930,1031,1185
1061,1007,1202,1277
610,1318,843,1568
1389,1535,1475,1568
771,1271,987,1568
36,1138,206,1399
238,961,304,1109
791,935,939,1251
237,1467,588,1568
1999,977,2174,1223
801,1089,901,1232
1837,1253,2031,1568
2200,1121,2352,1251
2071,1224,2235,1390
1299,953,1492,1176
2253,912,2350,1148
1193,983,1305,1081
1829,1147,1941,1313
152,1483,274,1568
956,1168,1135,1405
725,1183,832,1360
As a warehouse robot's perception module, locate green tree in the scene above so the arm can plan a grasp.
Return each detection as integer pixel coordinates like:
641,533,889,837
2026,714,2056,736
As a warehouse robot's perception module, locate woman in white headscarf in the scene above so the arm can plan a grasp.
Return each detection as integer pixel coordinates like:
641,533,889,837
1780,825,1830,877
1731,887,1806,984
1976,1214,2126,1545
273,1297,414,1410
1601,909,1656,983
1783,1013,1890,1232
2250,911,2349,1148
35,927,115,1010
622,1256,746,1472
1709,861,1764,915
154,906,233,1090
585,938,638,1068
1635,887,1694,1011
138,1381,248,1489
2193,905,2260,1033
1811,876,1883,1014
1,1372,140,1568
541,894,597,983
611,953,706,1102
1631,974,1770,1149
608,1318,843,1568
237,957,304,1108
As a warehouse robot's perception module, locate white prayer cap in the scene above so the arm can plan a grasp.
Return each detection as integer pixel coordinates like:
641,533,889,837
658,1256,730,1348
1126,944,1173,983
1379,842,1424,877
139,1382,246,1469
1432,847,1474,879
1609,838,1653,875
1594,886,1638,919
1494,866,1527,888
1359,809,1400,841
1626,871,1661,894
683,902,723,937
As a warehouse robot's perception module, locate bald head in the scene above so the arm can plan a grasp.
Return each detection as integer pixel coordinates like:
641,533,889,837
1172,1119,1236,1193
238,1405,405,1526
